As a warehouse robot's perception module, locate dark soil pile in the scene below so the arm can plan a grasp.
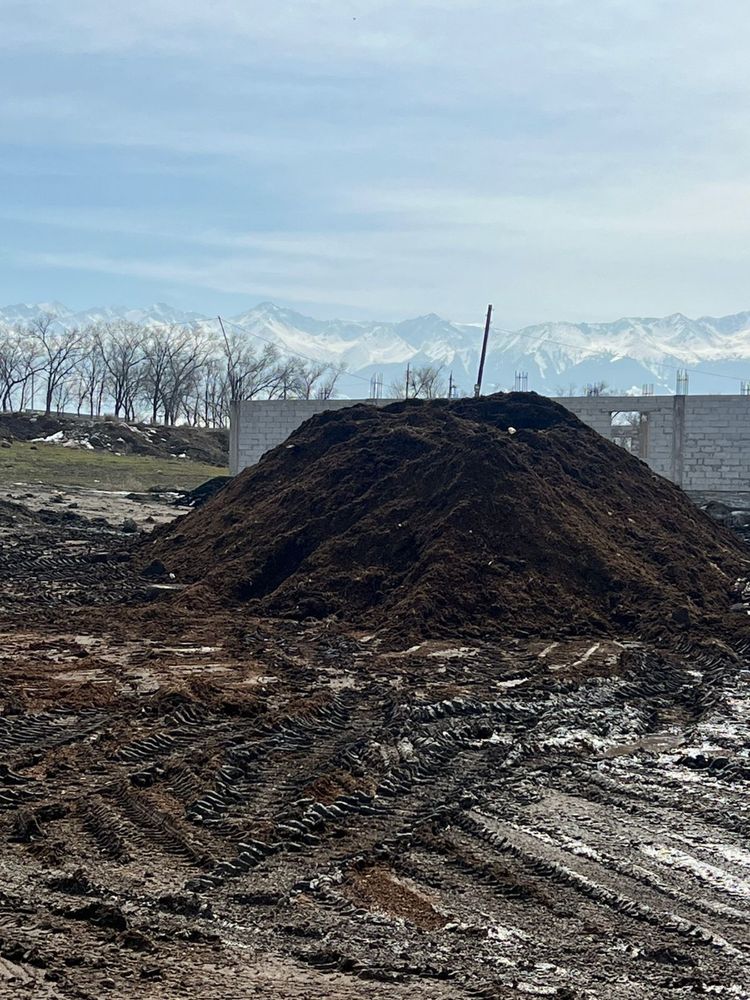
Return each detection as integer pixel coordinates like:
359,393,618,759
0,412,228,466
145,393,748,640
173,475,232,508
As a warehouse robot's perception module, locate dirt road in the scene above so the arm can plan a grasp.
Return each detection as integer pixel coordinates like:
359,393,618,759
1,492,749,998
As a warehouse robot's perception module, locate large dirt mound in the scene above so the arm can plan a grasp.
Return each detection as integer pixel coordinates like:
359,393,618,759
145,393,748,639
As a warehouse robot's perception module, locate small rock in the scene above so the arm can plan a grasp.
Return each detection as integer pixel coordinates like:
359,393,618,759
670,607,691,626
121,517,138,533
142,559,167,579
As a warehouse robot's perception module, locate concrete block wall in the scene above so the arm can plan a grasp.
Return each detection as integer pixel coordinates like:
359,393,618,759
555,395,676,480
680,396,750,492
230,394,750,495
554,393,750,493
229,398,392,474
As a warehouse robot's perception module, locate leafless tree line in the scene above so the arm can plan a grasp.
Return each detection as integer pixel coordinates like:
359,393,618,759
389,364,455,399
0,315,345,426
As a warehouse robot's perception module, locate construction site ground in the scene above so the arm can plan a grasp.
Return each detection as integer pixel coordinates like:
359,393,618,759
2,487,750,999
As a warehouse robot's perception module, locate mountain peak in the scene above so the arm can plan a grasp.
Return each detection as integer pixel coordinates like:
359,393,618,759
253,301,287,316
1,301,750,396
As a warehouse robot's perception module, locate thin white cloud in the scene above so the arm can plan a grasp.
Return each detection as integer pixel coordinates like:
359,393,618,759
0,206,400,263
4,1,750,323
9,248,424,315
342,178,750,243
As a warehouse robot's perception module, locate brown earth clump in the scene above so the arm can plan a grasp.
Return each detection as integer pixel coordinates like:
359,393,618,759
145,393,748,641
345,865,448,930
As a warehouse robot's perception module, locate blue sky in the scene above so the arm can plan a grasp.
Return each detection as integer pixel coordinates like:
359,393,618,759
2,0,750,327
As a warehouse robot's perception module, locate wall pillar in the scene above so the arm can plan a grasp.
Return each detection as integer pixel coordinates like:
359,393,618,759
671,395,685,486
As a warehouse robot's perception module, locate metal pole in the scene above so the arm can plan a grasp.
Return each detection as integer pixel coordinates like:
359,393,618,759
405,363,411,399
474,304,493,398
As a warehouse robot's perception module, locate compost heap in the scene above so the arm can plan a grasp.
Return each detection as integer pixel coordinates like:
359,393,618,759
147,393,747,640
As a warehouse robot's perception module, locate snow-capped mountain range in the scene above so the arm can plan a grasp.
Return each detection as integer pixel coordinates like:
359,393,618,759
2,300,750,397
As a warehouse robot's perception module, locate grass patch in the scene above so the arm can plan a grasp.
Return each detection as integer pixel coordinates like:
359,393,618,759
0,442,227,492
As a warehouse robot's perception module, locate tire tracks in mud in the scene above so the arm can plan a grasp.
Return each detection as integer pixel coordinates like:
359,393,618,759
2,504,750,996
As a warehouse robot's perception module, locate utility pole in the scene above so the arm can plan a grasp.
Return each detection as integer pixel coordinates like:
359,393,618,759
405,362,411,399
474,304,493,398
448,371,454,399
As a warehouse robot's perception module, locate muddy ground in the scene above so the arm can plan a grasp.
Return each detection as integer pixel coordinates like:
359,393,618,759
1,489,750,998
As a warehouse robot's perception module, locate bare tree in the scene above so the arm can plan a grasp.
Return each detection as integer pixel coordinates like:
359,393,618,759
412,364,447,398
218,325,291,401
141,326,210,425
96,322,146,419
390,364,447,399
0,328,42,411
0,312,368,425
141,326,174,423
197,356,227,427
163,334,208,424
52,377,74,415
292,359,329,399
74,326,108,416
314,362,345,399
265,356,304,400
287,359,345,400
29,315,86,416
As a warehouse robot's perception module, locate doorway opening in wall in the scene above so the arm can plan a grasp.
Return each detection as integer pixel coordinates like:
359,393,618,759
610,411,649,460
